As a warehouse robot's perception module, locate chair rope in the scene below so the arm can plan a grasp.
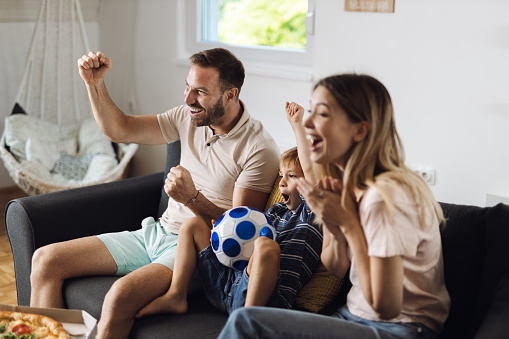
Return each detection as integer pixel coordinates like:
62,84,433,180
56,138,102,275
15,0,92,127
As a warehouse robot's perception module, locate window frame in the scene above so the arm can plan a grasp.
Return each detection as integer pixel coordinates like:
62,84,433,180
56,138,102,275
177,0,315,81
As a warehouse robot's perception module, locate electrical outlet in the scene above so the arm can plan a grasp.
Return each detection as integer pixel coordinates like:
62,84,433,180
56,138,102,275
409,164,436,185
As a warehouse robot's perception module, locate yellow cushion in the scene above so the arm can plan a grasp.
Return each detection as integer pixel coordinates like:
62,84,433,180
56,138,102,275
265,176,343,313
264,176,283,211
295,262,344,313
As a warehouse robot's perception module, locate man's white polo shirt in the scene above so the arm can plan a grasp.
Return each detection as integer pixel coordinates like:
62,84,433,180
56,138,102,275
157,103,280,234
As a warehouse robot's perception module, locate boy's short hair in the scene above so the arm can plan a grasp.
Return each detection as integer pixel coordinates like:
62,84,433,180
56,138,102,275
280,147,303,174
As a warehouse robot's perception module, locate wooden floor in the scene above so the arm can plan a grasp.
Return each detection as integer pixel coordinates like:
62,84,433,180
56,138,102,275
0,185,27,306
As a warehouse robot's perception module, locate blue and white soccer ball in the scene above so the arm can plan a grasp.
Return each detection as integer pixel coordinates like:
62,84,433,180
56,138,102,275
211,206,276,271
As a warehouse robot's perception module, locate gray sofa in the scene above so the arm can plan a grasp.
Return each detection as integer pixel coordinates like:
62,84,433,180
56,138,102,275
5,141,509,338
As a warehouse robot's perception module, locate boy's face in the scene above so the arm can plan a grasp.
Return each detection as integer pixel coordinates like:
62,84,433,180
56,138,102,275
279,162,304,212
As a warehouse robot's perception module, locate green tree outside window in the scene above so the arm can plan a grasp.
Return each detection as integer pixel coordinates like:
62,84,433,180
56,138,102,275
204,0,307,50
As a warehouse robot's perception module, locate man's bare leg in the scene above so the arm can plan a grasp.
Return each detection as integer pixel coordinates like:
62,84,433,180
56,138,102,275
31,236,173,339
136,217,211,317
245,237,280,307
97,263,173,339
31,236,118,308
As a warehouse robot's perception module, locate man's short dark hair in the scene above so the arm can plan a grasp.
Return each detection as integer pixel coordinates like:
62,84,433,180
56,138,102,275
190,48,245,98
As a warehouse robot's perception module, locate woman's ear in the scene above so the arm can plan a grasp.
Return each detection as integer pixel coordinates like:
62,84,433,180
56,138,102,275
354,121,370,142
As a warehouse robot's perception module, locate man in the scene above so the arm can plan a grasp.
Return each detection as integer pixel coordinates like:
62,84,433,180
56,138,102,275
30,48,280,339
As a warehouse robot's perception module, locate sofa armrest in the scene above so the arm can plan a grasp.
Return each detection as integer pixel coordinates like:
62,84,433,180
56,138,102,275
5,172,164,306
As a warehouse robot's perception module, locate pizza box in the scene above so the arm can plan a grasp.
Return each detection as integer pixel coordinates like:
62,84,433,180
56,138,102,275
0,304,97,338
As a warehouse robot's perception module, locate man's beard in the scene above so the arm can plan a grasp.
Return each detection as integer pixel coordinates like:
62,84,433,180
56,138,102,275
191,97,226,127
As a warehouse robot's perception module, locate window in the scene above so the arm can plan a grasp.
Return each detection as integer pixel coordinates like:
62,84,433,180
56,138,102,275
180,0,315,80
201,0,307,50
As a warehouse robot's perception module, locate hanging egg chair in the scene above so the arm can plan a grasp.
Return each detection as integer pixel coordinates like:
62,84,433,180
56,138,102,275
0,0,137,195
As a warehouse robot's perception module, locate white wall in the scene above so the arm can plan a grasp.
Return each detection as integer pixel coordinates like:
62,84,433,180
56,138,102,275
310,0,509,207
117,0,508,207
2,0,509,207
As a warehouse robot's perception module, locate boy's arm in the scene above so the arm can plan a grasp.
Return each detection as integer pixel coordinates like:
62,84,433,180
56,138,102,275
285,102,316,183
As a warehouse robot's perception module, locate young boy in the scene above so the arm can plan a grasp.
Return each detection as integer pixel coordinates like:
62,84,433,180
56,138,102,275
136,102,321,316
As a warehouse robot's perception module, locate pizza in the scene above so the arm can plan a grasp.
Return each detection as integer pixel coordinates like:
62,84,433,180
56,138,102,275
0,311,70,339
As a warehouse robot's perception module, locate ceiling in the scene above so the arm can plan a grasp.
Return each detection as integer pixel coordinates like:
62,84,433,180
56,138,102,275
0,0,104,22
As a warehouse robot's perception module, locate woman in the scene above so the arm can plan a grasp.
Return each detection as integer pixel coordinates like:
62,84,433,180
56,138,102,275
217,74,450,339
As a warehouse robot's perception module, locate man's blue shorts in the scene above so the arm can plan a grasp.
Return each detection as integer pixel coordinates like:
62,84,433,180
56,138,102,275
196,245,280,314
96,216,178,275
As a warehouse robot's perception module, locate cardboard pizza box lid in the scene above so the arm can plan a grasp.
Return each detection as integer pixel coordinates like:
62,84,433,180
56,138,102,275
0,304,97,338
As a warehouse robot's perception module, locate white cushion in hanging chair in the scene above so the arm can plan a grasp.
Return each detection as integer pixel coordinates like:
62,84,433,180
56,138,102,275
5,113,79,160
1,114,138,195
78,119,116,157
26,137,78,171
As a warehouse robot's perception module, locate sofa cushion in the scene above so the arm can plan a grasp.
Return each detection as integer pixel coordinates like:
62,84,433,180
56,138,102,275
475,204,509,332
439,202,488,339
130,292,227,339
439,202,509,339
264,176,284,211
63,276,117,318
473,277,509,339
295,262,344,313
63,276,228,338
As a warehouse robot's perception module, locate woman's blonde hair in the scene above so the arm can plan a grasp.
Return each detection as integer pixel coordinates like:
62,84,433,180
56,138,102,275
313,74,444,228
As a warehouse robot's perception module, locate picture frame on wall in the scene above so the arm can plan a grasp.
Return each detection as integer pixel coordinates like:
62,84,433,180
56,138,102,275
345,0,395,13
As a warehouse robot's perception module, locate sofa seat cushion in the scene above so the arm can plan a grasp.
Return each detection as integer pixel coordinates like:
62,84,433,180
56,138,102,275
474,204,509,336
63,276,228,338
473,278,509,339
439,202,509,338
63,276,117,319
130,292,228,339
439,203,488,338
